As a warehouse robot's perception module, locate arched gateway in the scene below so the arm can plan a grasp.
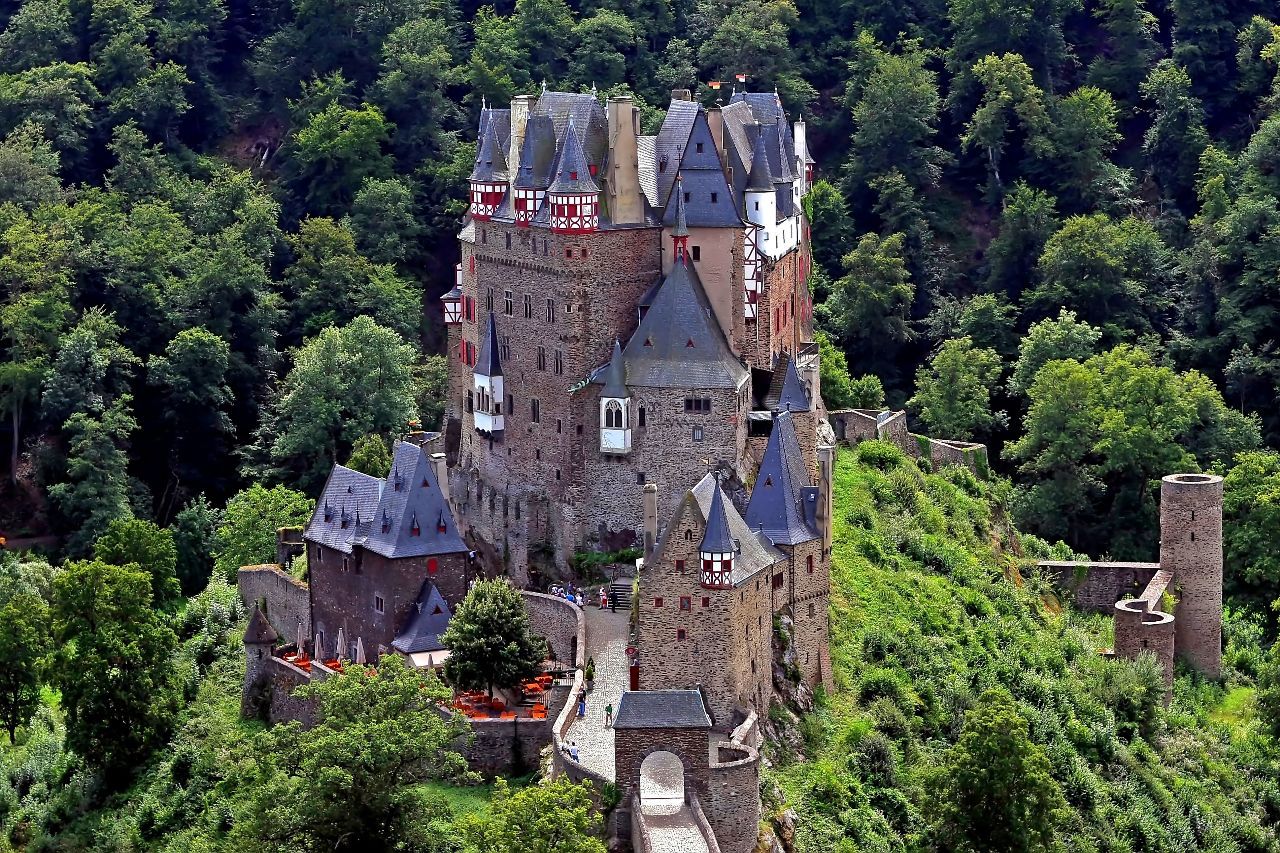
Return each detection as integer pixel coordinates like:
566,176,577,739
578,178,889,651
612,689,713,808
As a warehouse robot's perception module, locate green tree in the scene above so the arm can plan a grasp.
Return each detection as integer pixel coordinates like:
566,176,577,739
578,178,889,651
346,433,392,477
850,41,947,190
1257,632,1280,739
962,53,1053,199
1087,0,1161,108
94,517,181,607
1044,86,1122,210
1010,309,1102,395
346,176,420,265
48,397,138,557
48,559,178,786
909,337,1007,441
457,777,607,853
515,0,573,84
957,293,1019,356
238,654,473,853
0,0,76,70
818,232,915,386
929,689,1066,853
466,8,531,108
414,354,449,431
287,102,393,216
1140,60,1210,209
0,63,101,165
1222,452,1280,604
803,180,853,281
984,182,1059,301
213,484,313,581
442,579,548,698
40,307,139,428
253,316,418,490
569,10,637,89
372,19,458,166
0,123,63,209
171,494,220,595
0,590,49,742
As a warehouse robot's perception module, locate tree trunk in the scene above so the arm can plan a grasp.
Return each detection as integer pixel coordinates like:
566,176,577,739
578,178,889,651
10,402,21,486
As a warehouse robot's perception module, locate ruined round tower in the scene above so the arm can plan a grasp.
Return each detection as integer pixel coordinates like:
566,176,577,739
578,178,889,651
1160,473,1223,679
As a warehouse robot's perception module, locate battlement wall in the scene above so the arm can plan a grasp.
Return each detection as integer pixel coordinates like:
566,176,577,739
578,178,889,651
521,590,584,668
238,565,311,642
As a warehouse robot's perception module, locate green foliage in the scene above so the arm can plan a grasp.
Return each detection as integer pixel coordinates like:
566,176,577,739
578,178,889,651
94,516,182,607
346,433,392,477
212,484,313,580
1010,309,1102,395
456,777,606,853
909,337,1007,441
238,654,474,852
1222,452,1280,605
47,396,138,557
48,559,178,787
0,588,49,741
818,232,915,386
171,494,220,595
442,579,548,698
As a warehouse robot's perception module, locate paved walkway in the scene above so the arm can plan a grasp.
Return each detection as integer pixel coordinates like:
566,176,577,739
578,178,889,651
564,605,629,781
641,803,712,853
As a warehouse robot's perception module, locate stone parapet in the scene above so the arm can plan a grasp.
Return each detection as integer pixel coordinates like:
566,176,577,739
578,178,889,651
238,565,311,643
1114,598,1176,700
521,590,584,668
1039,561,1162,613
688,792,724,853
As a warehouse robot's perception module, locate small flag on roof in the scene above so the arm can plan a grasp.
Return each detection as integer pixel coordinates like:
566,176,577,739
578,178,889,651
708,80,722,90
735,72,748,82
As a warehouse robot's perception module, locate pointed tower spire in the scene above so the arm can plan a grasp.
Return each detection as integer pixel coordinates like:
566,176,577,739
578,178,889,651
548,119,600,233
746,127,773,192
602,339,628,398
671,174,690,263
699,477,736,588
469,115,509,220
472,312,505,435
474,311,503,378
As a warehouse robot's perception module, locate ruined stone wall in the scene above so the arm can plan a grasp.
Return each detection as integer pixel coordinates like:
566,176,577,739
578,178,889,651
237,565,311,642
924,438,988,474
521,590,584,669
1161,473,1224,678
307,544,468,659
1039,561,1163,613
636,499,774,724
706,741,761,853
1113,600,1176,698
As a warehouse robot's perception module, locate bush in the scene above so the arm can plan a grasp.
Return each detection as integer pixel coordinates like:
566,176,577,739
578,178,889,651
856,440,906,471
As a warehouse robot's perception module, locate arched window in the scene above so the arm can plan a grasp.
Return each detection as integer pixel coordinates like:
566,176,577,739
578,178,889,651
604,400,623,429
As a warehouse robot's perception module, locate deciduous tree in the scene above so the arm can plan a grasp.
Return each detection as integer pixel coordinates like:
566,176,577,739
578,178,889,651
442,579,547,698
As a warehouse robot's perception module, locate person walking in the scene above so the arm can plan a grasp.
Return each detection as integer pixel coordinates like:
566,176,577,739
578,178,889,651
605,703,613,727
599,587,608,609
570,741,580,762
577,690,586,719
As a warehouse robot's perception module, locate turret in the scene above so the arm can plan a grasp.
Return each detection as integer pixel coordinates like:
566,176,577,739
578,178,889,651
442,280,462,326
670,175,689,263
513,113,555,226
599,339,631,454
473,312,504,436
745,125,775,229
469,115,508,220
794,115,813,193
699,479,735,589
548,120,599,234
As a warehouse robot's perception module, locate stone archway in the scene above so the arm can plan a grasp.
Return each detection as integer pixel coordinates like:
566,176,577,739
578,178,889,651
639,750,685,815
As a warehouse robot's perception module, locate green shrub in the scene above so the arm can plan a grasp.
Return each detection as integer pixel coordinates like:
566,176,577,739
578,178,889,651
856,440,906,471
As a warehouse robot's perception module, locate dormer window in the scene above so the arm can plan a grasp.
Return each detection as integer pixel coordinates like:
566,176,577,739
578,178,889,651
569,170,578,181
381,511,391,534
324,502,334,522
409,512,420,536
437,512,448,533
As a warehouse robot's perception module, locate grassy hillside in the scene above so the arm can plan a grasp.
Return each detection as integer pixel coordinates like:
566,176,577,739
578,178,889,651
771,442,1280,853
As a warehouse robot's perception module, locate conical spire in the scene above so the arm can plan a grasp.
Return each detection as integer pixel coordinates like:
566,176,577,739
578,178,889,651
602,339,628,398
775,357,811,412
474,311,503,378
700,478,735,554
244,604,279,645
549,120,599,194
470,115,509,182
746,125,773,192
671,175,689,237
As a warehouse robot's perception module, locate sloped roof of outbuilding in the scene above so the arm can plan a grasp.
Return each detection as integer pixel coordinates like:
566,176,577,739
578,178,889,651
392,582,453,654
745,411,817,545
613,689,712,729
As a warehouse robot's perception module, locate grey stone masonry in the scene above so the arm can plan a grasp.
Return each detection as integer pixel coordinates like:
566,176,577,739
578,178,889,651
1161,473,1223,678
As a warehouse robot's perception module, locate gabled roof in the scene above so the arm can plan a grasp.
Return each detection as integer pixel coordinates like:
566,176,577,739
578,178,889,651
244,604,279,645
688,473,780,583
773,358,811,413
536,91,607,166
653,98,699,209
514,113,557,189
699,479,735,553
475,312,502,378
602,339,628,398
617,259,748,389
392,582,453,654
305,442,467,559
613,689,712,729
661,112,741,228
548,121,598,195
471,112,509,182
745,411,817,545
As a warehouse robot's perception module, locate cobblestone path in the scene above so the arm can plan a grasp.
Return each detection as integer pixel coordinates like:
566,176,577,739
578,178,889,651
564,605,630,781
641,802,712,853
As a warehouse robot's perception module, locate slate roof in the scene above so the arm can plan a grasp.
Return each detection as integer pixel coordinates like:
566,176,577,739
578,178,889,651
699,479,735,553
772,357,811,412
746,126,773,192
613,689,712,729
475,312,502,378
471,113,509,182
391,582,453,654
602,339,628,398
548,120,599,194
670,175,689,237
661,112,741,228
745,411,817,545
514,113,557,189
536,91,607,167
244,604,279,644
689,473,781,583
614,258,748,389
305,442,467,559
653,99,699,209
637,134,659,207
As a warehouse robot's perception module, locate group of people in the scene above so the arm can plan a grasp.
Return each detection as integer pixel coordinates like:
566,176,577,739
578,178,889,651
548,582,585,608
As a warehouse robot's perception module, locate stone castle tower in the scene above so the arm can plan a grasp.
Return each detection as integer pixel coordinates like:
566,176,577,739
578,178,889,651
1160,473,1223,677
440,88,819,579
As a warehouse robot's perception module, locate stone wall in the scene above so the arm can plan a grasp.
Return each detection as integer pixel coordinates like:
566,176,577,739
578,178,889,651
706,741,760,853
1039,561,1162,613
921,437,987,474
688,793,725,853
1113,599,1176,699
614,727,711,802
1161,474,1223,678
263,655,319,726
238,565,311,642
521,590,585,669
462,716,553,777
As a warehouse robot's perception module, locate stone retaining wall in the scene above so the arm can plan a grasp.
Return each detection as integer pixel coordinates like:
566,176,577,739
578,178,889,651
464,716,553,777
689,793,724,853
238,565,311,643
1039,561,1162,613
705,711,762,853
522,590,584,668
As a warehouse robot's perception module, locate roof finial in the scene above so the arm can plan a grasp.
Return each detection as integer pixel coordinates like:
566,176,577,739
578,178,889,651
482,95,487,110
541,79,547,93
591,81,598,97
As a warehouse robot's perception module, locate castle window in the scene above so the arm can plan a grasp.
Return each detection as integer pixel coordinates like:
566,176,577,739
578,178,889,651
565,247,573,258
692,426,704,441
547,299,556,322
524,294,532,318
500,336,509,361
556,469,561,480
486,288,494,312
604,400,623,428
537,346,547,371
343,557,349,572
638,406,646,427
696,142,704,153
465,391,473,413
683,191,690,203
692,246,701,261
709,193,717,204
754,201,759,211
504,290,513,315
506,393,513,414
557,419,563,434
677,628,686,641
515,501,521,520
675,559,685,572
316,546,323,563
636,471,646,484
655,597,663,608
772,573,784,590
505,232,511,249
428,557,438,575
531,398,541,423
374,594,385,614
751,659,756,674
684,397,711,413
807,555,814,574
554,350,563,375
808,602,815,617
680,596,691,611
702,596,710,608
481,229,487,244
536,448,541,460
684,529,692,541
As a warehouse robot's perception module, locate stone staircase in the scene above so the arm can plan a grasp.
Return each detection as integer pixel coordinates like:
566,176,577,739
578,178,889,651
610,580,634,610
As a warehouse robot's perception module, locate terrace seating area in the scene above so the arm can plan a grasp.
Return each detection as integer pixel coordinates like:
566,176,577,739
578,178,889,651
450,665,571,721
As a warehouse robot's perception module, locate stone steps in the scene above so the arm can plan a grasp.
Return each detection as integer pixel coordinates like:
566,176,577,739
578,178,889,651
610,581,633,609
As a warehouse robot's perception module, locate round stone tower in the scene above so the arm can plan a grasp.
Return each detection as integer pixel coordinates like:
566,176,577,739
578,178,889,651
1160,473,1223,679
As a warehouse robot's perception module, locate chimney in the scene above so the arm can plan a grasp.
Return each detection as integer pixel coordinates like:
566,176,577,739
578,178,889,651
817,445,834,555
607,96,644,225
671,88,692,102
431,452,451,504
643,482,659,561
509,94,536,180
792,116,808,192
706,104,725,167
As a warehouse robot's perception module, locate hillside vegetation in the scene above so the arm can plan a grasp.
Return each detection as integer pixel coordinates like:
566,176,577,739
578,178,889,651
772,443,1280,852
